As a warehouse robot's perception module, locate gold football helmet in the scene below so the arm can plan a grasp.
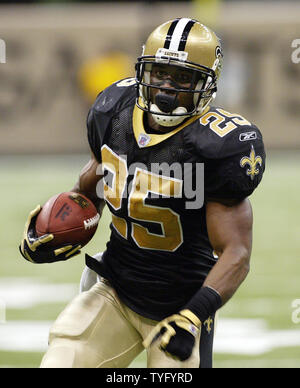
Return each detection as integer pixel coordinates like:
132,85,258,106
135,18,223,127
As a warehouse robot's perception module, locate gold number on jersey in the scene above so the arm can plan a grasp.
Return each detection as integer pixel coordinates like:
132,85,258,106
217,109,251,127
200,109,251,137
111,214,128,239
101,146,183,252
101,145,128,210
129,169,183,252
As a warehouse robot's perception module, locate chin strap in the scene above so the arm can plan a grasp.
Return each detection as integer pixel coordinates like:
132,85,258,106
150,104,188,127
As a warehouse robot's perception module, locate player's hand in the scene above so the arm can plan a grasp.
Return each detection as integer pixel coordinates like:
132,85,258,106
142,309,201,361
19,205,81,264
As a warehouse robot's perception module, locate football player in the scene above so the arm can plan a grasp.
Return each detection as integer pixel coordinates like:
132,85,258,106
20,18,265,368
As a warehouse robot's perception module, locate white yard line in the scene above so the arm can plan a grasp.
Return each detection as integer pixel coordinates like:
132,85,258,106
214,318,300,355
0,278,78,309
214,359,300,368
0,321,52,352
0,279,300,356
0,318,300,356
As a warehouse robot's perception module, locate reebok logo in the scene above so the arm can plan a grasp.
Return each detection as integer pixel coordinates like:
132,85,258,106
239,131,257,142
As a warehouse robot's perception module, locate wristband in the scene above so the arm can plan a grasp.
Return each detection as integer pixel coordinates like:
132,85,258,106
183,286,222,323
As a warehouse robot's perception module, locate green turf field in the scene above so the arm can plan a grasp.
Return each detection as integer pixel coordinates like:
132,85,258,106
0,153,299,368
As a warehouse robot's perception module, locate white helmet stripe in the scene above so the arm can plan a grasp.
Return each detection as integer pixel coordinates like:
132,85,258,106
169,18,194,51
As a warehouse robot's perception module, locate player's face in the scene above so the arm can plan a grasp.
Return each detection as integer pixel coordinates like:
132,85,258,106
149,64,200,112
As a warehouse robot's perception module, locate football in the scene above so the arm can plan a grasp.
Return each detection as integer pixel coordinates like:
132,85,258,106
36,192,100,248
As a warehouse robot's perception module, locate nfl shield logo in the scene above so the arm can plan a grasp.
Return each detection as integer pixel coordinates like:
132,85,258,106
138,133,151,148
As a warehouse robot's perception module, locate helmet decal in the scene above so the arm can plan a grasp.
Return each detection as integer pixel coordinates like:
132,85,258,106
215,46,223,59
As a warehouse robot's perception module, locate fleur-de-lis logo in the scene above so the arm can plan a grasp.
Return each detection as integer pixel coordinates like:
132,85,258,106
240,145,262,180
203,317,213,334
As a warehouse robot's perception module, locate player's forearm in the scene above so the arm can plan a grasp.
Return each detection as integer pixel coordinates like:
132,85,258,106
71,180,99,207
180,247,250,324
71,156,105,214
203,247,251,305
72,180,105,215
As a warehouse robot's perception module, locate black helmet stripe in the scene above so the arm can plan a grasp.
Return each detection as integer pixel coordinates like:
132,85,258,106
164,18,180,49
178,19,196,51
164,18,196,51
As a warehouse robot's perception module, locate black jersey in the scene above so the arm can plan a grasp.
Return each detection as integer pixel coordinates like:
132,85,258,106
86,78,266,321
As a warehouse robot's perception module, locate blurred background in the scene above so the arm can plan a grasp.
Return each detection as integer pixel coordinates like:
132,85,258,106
0,0,300,368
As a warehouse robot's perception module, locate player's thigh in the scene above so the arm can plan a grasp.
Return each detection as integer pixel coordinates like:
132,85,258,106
41,281,144,368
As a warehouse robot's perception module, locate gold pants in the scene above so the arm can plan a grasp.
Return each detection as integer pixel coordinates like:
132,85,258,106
40,280,201,368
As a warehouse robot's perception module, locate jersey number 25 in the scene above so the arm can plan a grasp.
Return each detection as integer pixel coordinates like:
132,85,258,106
101,145,183,252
